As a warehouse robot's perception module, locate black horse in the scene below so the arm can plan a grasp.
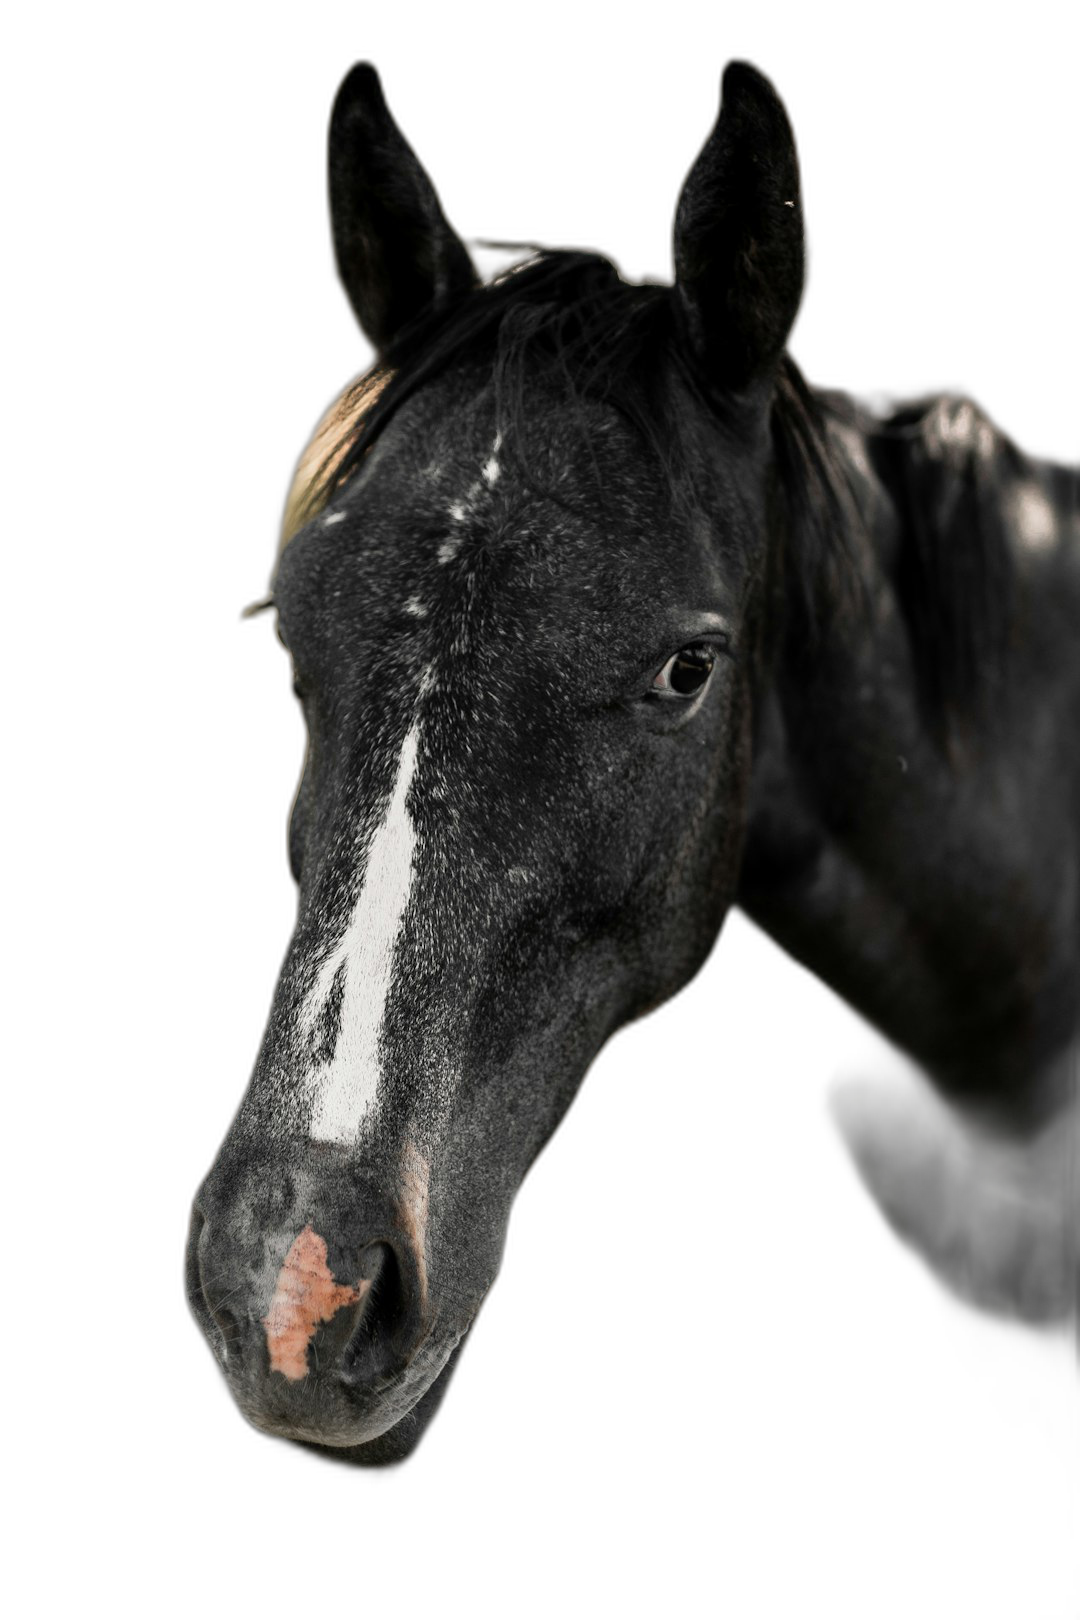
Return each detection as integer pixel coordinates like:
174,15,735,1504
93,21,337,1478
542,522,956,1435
188,62,1079,1463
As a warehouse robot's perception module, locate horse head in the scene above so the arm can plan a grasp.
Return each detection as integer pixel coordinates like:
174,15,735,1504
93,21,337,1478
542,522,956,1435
188,61,816,1460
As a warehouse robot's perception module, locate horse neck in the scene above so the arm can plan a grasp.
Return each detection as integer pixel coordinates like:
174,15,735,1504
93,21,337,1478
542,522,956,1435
737,386,1080,1103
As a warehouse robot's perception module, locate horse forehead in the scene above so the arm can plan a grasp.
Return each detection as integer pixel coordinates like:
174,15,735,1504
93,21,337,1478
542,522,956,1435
275,375,704,669
281,367,506,540
280,363,667,553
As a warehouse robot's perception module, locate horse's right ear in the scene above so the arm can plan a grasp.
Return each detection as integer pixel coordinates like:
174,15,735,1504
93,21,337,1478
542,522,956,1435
673,63,804,402
329,64,478,357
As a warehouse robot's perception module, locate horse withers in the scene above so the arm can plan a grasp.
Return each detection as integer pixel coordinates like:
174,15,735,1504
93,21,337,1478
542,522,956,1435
187,63,1080,1462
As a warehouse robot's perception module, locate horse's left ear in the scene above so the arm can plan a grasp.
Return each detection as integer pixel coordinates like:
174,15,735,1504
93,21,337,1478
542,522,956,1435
673,63,804,399
329,63,478,356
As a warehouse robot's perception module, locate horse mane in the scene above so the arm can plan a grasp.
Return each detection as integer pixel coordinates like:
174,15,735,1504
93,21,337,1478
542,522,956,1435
866,395,1017,724
283,248,1012,728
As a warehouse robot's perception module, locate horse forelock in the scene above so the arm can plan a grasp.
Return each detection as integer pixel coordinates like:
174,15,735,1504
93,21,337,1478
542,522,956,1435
280,367,393,552
284,253,688,529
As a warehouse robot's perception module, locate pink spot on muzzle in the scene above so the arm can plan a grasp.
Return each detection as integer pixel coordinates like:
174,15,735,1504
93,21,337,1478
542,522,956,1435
263,1225,369,1381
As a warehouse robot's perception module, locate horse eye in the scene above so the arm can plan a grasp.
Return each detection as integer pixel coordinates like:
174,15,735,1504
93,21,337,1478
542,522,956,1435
652,646,716,698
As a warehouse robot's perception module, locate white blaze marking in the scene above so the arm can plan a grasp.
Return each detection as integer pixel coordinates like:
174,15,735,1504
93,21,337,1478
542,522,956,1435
304,723,422,1143
445,435,503,539
482,431,502,485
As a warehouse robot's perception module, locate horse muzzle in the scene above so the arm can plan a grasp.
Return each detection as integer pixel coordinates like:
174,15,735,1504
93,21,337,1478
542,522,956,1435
185,1143,454,1454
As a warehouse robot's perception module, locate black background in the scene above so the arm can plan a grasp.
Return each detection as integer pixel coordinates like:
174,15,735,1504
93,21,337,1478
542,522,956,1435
139,15,1075,1555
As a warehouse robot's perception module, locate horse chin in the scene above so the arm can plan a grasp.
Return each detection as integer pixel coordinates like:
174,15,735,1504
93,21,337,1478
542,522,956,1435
232,1328,469,1467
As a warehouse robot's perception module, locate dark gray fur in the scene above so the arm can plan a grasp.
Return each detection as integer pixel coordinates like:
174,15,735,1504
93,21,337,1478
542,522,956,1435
188,63,1080,1463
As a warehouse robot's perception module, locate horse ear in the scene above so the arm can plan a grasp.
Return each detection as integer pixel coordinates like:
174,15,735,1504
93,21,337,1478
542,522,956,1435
673,63,804,399
329,63,478,356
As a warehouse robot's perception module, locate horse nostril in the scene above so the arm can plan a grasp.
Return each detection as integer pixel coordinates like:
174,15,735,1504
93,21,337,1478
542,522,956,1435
185,1206,244,1370
343,1242,409,1384
186,1208,220,1356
